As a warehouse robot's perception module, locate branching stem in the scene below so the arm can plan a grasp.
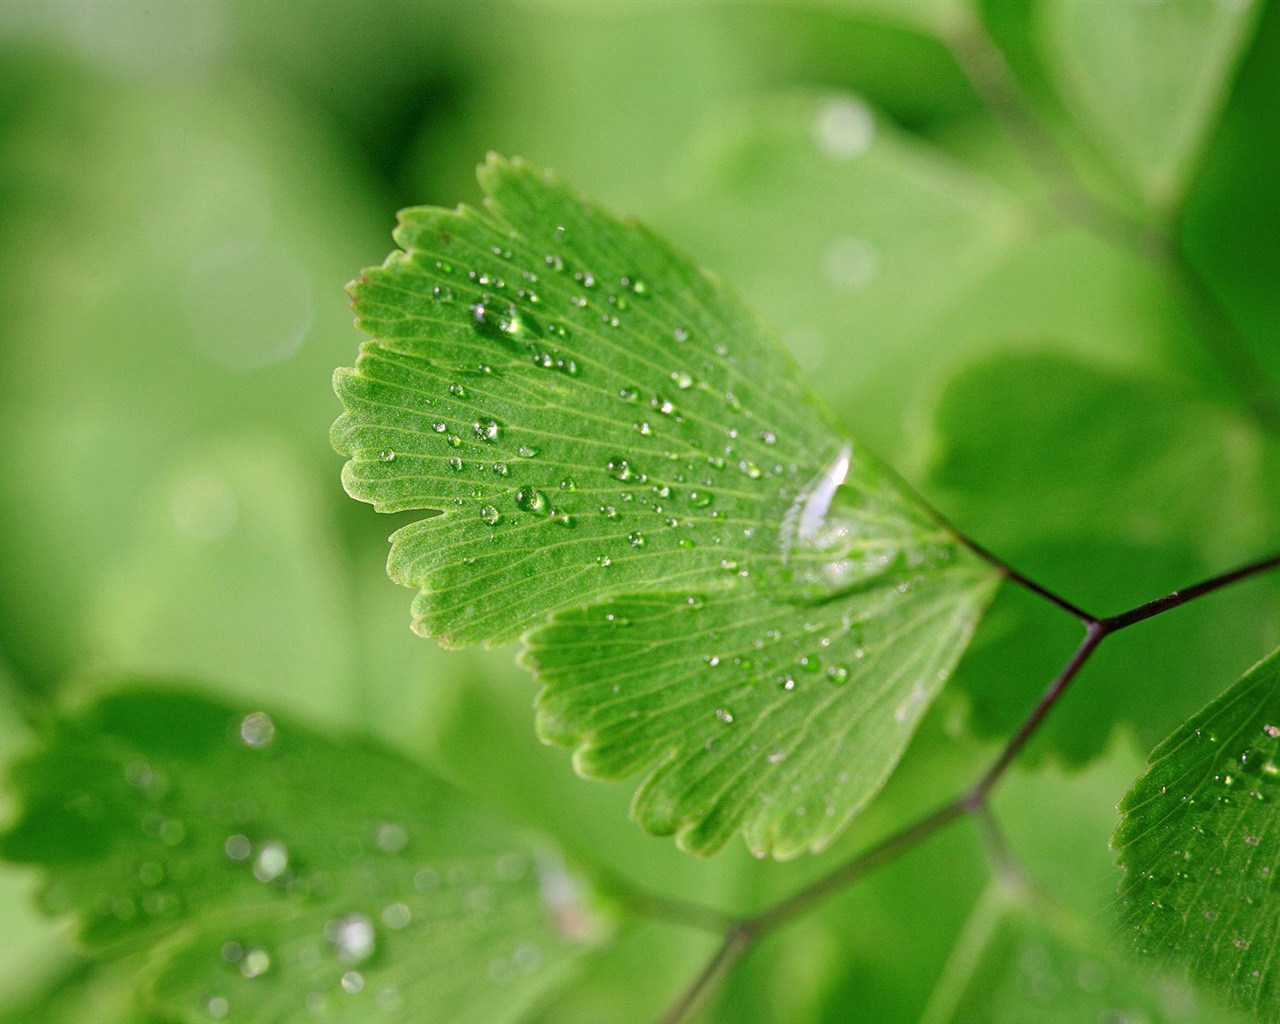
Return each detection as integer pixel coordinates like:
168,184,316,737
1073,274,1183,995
653,549,1280,1023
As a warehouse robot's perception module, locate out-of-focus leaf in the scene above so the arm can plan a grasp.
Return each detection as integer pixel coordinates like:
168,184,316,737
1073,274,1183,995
88,438,358,724
0,956,152,1024
816,0,969,38
334,155,1000,856
0,61,383,690
1181,0,1280,407
1038,0,1260,212
1115,646,1280,1020
1,686,611,1024
922,880,1239,1024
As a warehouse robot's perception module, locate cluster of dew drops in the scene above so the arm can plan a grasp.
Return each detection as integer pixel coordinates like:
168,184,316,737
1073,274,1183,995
374,226,797,568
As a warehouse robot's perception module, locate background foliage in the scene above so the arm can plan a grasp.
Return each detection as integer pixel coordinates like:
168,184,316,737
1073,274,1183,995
1,1,1279,1021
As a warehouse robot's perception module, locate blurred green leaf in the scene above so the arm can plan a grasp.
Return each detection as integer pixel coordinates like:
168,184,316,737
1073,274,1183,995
88,437,358,722
992,733,1146,905
925,352,1278,762
922,880,1238,1024
1115,646,1280,1020
817,0,969,38
1181,0,1280,405
0,61,382,691
1038,0,1260,212
334,156,999,855
0,956,153,1024
2,686,610,1024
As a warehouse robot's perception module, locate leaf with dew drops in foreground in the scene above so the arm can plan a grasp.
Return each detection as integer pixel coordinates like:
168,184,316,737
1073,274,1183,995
1114,647,1280,1021
0,686,610,1024
332,155,1000,857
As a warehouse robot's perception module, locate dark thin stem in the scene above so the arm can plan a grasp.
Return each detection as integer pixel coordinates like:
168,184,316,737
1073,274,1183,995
656,549,1280,1024
655,801,968,1024
749,800,968,934
606,875,737,934
970,800,1024,887
658,925,754,1024
969,621,1106,801
957,533,1095,623
1102,551,1280,632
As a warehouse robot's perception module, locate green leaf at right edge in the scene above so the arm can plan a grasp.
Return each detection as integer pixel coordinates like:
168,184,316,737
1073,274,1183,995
1,686,610,1024
1114,647,1280,1020
332,156,1001,857
1039,0,1260,213
921,880,1240,1024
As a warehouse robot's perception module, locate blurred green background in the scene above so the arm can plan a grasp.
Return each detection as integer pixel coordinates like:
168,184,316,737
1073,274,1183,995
1,1,1278,1021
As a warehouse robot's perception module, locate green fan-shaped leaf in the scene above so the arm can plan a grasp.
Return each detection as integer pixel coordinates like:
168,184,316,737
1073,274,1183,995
1114,647,1280,1020
1,686,609,1024
922,881,1238,1024
332,156,1000,857
1039,0,1260,212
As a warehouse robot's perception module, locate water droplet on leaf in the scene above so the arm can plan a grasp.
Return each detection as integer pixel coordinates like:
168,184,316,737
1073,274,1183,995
239,712,275,747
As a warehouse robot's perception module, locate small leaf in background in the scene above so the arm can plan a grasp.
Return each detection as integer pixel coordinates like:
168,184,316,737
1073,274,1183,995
921,881,1239,1024
1038,0,1260,213
1,686,610,1024
924,352,1278,764
333,156,1000,855
1114,646,1280,1020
